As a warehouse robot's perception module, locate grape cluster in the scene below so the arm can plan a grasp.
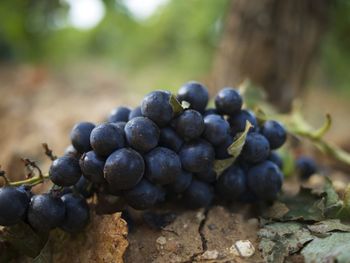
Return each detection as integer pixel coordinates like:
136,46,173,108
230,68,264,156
0,81,287,232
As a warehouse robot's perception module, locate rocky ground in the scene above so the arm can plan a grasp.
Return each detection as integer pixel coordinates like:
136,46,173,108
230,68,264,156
1,64,350,262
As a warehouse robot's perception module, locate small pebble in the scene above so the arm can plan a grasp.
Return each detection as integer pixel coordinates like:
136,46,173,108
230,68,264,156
156,236,167,246
196,211,205,222
230,240,255,258
200,250,219,260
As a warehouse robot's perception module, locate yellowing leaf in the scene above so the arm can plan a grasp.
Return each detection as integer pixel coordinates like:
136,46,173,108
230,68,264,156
169,94,184,116
213,121,252,175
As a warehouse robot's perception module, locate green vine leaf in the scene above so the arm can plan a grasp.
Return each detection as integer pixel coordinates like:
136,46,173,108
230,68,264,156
213,121,252,175
323,177,343,218
255,102,350,167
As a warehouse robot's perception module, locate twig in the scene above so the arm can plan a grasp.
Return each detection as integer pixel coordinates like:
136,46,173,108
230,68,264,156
42,143,57,161
21,158,43,179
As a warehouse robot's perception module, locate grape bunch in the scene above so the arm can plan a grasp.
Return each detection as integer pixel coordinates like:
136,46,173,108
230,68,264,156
0,81,287,233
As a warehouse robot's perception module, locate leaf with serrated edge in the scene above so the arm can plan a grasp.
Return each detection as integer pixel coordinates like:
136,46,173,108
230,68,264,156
302,232,350,263
323,177,343,218
307,219,350,234
278,187,325,221
258,222,314,263
213,121,252,175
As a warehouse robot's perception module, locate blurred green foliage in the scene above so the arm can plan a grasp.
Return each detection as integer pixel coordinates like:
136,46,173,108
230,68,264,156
320,0,350,95
0,0,229,81
0,0,350,93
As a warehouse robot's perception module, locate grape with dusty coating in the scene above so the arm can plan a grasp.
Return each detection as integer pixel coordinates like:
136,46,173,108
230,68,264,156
49,155,81,186
183,179,214,208
228,110,257,135
167,170,192,194
241,132,270,163
27,194,66,232
0,187,30,226
70,122,95,154
216,165,246,200
124,179,165,210
177,81,209,112
128,106,142,120
174,109,204,141
261,120,287,149
90,123,125,157
141,90,173,127
61,193,90,233
144,147,181,185
203,114,230,146
159,127,183,152
124,117,160,152
247,161,283,201
179,139,215,173
108,106,131,123
215,87,242,115
80,150,105,184
104,148,144,191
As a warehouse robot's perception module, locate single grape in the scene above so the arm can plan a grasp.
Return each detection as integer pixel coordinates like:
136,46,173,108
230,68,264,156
296,156,318,180
124,117,160,152
268,151,283,169
27,194,66,232
61,193,90,233
216,165,246,201
0,187,30,226
159,127,183,152
215,87,242,115
49,155,81,186
141,90,173,127
174,109,204,141
179,139,215,173
90,123,125,157
70,122,95,154
247,161,283,201
124,179,165,210
177,81,209,112
183,179,214,208
104,148,144,191
261,120,287,149
203,114,230,146
108,106,131,123
228,110,257,135
167,170,192,194
128,106,142,120
79,150,105,184
144,147,181,185
241,132,270,163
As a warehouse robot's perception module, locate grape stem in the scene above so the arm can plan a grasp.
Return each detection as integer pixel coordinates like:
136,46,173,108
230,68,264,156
9,173,50,187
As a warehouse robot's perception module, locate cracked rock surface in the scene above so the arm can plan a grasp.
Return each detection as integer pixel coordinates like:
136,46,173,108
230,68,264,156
124,205,262,262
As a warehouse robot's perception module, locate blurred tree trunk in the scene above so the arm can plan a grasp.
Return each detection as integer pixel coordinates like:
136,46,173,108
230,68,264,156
211,0,331,111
